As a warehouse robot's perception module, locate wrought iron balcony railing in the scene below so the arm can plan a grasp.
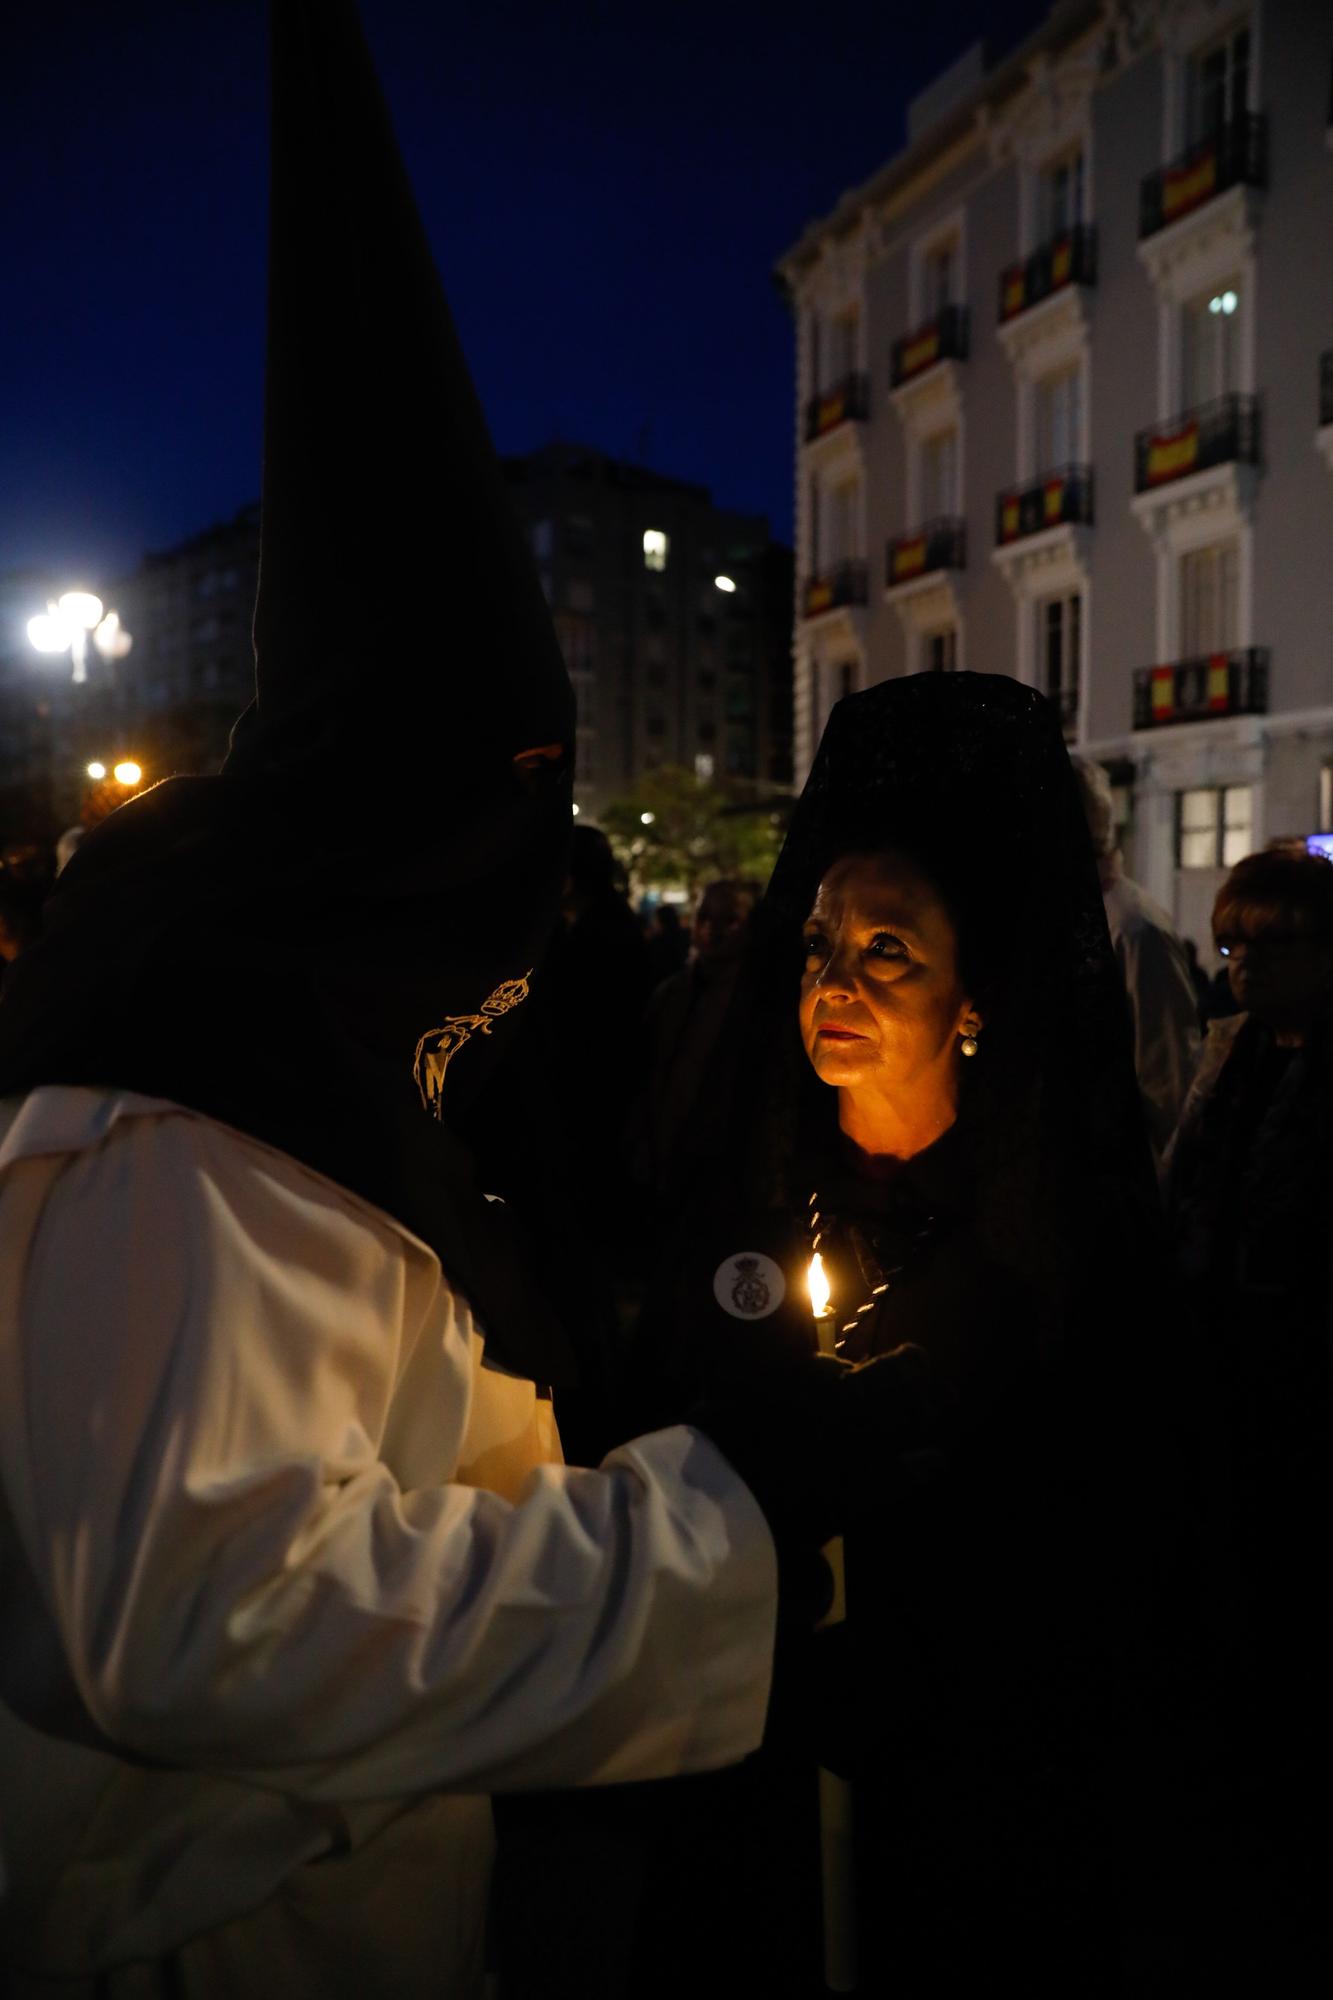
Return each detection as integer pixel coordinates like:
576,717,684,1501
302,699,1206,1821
885,517,966,589
1139,114,1266,239
997,224,1097,323
889,304,969,389
1321,349,1333,429
996,464,1094,545
1134,393,1259,493
1132,647,1269,730
804,372,870,443
802,560,868,621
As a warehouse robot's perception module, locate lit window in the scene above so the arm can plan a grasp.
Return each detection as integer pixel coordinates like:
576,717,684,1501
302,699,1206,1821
1177,784,1253,868
643,530,668,572
695,752,715,781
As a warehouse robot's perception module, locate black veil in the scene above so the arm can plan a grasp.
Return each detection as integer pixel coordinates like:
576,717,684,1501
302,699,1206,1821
729,670,1160,1315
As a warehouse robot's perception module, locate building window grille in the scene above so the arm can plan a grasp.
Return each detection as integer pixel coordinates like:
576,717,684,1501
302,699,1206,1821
1182,283,1242,407
1188,22,1251,143
1040,148,1086,238
920,429,959,521
1177,784,1253,869
1040,593,1081,727
924,238,959,315
642,529,668,572
1034,366,1083,472
1180,541,1239,657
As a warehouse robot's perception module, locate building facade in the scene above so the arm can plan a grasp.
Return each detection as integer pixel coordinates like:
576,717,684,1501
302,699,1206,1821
777,0,1333,960
114,503,262,783
503,444,794,817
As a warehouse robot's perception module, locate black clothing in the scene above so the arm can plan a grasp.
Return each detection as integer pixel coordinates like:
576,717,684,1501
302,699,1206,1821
0,1,576,1387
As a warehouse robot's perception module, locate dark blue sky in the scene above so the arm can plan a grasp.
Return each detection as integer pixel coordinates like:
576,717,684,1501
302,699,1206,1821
4,0,1045,585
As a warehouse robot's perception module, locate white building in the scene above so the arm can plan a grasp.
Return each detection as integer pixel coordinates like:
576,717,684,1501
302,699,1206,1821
776,0,1333,960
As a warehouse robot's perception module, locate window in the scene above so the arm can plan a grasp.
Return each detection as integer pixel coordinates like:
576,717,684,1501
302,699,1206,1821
830,311,858,383
1177,783,1253,868
1320,760,1333,833
1040,149,1086,238
826,480,859,565
1182,282,1241,406
1039,593,1081,714
642,529,668,572
925,627,957,674
1180,541,1239,656
531,519,554,560
837,662,856,701
1187,21,1250,142
695,752,715,782
920,430,958,519
924,238,958,315
566,515,595,557
808,478,821,571
1034,367,1082,470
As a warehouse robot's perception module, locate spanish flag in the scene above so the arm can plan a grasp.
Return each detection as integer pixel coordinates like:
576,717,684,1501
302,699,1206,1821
1145,421,1199,485
816,390,846,436
1001,269,1026,319
891,536,928,582
805,578,833,617
1150,666,1176,720
1043,475,1066,523
1163,147,1217,223
1207,654,1231,711
1051,235,1072,287
898,328,941,380
999,495,1021,542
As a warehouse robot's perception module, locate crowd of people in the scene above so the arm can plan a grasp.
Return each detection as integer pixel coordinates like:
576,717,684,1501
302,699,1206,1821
2,5,1330,1995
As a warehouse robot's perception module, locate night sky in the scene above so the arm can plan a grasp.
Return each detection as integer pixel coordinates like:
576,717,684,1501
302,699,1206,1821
4,0,1045,587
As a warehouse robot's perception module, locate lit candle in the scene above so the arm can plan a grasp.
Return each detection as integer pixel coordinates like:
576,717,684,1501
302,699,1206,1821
808,1251,858,1994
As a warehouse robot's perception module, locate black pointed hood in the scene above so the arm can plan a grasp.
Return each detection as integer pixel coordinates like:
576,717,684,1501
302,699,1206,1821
0,0,577,1382
232,0,573,794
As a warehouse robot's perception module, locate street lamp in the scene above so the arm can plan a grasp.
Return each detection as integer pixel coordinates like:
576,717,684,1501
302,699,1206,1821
112,761,143,788
27,590,132,684
86,761,107,781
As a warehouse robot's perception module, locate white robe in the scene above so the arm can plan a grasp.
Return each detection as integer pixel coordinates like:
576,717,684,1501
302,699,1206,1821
0,1088,777,1996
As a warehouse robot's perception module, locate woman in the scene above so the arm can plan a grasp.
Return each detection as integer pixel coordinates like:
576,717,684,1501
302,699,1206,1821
754,672,1164,1994
622,673,1168,1996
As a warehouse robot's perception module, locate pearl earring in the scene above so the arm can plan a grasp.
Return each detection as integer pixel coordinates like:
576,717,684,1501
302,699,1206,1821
960,1029,979,1057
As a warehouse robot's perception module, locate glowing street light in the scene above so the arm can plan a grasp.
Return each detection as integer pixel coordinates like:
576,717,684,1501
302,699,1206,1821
86,761,107,781
640,811,655,825
714,574,737,593
113,761,143,788
27,590,131,684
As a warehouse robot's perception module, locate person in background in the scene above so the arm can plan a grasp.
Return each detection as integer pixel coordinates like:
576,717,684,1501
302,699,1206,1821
1163,846,1333,1974
1181,936,1212,1030
1072,755,1199,1164
633,878,759,1223
0,879,41,990
643,899,688,987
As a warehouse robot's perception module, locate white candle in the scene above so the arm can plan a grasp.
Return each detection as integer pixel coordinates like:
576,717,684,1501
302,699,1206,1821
808,1252,858,1993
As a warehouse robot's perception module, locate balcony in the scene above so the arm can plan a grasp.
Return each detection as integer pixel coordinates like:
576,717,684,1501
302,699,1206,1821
885,517,966,590
802,560,868,621
1133,394,1259,493
889,304,969,389
804,372,870,443
1132,647,1269,730
1139,115,1266,240
996,464,1094,545
997,225,1097,323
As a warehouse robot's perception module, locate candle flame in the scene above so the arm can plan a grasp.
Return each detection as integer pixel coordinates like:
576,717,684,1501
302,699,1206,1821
808,1250,831,1320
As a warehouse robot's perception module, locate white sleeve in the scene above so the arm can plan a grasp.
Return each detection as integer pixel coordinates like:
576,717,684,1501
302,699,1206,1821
1,1115,776,1803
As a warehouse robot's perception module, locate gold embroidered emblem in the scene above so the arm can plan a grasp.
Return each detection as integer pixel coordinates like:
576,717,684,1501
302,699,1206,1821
413,972,532,1117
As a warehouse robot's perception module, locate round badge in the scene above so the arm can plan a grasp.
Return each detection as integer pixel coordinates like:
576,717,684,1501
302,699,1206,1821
712,1251,786,1320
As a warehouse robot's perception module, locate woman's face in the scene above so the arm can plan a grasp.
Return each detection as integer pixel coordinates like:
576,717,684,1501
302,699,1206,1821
799,851,979,1098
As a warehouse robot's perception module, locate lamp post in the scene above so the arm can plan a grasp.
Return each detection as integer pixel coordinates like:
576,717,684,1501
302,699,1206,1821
28,591,132,685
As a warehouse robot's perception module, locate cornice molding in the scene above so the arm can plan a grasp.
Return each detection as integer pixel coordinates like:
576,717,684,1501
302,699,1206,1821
1129,459,1257,549
1136,183,1259,299
996,283,1092,377
991,522,1093,597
